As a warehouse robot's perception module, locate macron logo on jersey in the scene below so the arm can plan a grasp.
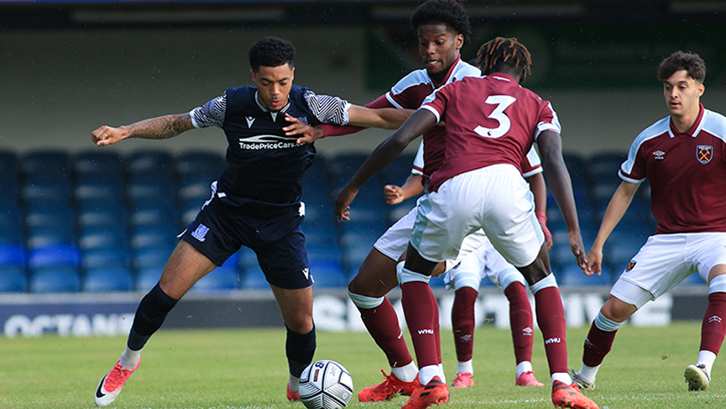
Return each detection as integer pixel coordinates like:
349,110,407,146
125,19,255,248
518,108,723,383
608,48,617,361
191,224,210,242
245,116,255,128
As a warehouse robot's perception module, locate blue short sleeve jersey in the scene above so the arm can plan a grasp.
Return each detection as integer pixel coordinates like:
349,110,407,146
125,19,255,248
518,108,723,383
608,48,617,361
191,84,351,209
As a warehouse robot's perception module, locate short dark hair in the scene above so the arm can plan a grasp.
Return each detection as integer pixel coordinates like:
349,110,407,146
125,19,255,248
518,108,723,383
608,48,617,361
657,51,706,83
410,0,471,43
475,37,532,81
248,36,295,72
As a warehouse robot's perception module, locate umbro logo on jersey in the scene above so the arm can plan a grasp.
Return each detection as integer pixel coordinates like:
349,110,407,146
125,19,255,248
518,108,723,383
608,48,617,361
653,150,666,160
191,224,210,242
245,116,256,128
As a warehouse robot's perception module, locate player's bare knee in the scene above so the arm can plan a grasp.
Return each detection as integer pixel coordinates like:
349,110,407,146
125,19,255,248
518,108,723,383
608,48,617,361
600,296,636,323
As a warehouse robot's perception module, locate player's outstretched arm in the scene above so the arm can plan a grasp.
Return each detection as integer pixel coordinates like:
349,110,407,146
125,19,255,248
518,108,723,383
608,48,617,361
536,130,590,271
92,113,194,147
346,105,414,130
588,181,640,275
334,109,436,221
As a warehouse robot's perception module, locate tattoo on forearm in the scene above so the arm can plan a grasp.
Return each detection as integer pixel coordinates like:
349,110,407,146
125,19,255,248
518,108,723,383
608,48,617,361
128,114,192,140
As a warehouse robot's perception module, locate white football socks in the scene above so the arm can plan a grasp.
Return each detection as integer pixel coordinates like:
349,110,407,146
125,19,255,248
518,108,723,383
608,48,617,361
391,361,419,383
119,347,141,371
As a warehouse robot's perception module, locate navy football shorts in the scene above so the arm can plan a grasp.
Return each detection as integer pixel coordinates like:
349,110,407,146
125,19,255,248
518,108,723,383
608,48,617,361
180,196,312,290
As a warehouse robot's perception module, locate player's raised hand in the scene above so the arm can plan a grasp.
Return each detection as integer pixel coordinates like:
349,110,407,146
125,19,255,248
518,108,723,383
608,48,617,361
383,184,405,205
92,125,126,147
334,185,358,222
284,114,325,144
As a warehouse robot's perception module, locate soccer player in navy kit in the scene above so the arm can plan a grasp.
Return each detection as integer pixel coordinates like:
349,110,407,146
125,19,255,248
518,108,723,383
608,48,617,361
572,52,726,393
91,36,408,407
335,37,599,409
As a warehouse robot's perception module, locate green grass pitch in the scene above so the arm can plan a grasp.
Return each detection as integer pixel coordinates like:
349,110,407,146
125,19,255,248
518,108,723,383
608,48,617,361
1,322,724,408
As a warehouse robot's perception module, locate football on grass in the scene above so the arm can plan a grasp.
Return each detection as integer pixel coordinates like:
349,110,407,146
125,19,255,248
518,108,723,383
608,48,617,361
299,360,353,409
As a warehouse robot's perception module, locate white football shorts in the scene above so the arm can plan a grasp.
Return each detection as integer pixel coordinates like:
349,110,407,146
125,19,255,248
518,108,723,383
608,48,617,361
372,196,424,261
611,232,726,308
410,164,544,267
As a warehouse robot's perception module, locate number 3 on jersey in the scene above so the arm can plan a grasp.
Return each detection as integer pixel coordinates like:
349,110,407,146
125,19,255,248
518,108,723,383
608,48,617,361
474,95,516,139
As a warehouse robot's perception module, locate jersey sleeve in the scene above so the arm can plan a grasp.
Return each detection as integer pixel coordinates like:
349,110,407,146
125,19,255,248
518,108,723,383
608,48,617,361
317,94,393,137
411,141,424,175
619,138,648,183
533,101,561,140
420,86,450,124
386,70,428,109
303,90,352,126
190,94,226,128
521,146,543,177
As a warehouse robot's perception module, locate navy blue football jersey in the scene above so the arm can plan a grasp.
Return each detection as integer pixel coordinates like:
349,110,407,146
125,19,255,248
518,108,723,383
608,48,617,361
191,85,350,208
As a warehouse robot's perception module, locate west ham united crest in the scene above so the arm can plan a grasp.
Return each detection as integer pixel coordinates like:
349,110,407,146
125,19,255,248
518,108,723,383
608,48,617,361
697,145,713,164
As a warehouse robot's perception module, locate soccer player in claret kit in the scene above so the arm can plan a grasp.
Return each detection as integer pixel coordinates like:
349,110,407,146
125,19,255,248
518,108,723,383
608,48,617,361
335,37,600,409
90,36,409,407
571,51,726,393
292,0,547,400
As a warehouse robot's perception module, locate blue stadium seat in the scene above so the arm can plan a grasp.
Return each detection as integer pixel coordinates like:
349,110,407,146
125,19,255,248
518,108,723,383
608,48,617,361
0,177,20,205
557,263,612,286
310,260,347,288
304,220,338,249
0,242,27,292
237,248,268,289
0,149,20,176
26,225,76,249
83,267,134,292
22,175,73,203
129,200,179,228
74,150,124,175
603,234,648,274
176,151,226,179
29,266,80,293
127,173,176,202
127,150,175,175
132,246,174,271
193,266,240,291
0,244,25,268
82,247,131,270
75,174,124,202
0,266,27,293
130,225,178,251
136,266,164,292
381,152,417,185
28,244,80,270
179,197,205,226
22,150,71,178
78,225,128,250
177,175,214,202
77,203,127,230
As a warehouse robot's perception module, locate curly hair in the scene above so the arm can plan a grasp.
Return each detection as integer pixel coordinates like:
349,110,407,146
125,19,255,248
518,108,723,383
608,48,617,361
475,37,532,81
410,0,471,43
249,36,295,72
657,51,706,83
